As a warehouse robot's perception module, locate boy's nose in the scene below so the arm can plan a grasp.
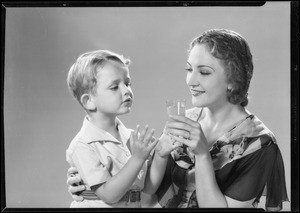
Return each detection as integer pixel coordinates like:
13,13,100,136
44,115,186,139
123,87,132,97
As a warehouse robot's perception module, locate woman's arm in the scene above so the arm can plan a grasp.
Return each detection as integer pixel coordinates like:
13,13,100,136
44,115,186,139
166,115,256,208
66,167,86,201
195,153,256,208
194,153,228,207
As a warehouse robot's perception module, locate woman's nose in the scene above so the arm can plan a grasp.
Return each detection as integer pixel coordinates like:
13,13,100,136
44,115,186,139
187,71,200,87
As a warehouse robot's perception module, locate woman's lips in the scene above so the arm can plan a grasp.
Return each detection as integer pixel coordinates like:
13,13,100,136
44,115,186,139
191,90,205,96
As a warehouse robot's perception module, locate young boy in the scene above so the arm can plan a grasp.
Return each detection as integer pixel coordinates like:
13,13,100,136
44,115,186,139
66,50,159,208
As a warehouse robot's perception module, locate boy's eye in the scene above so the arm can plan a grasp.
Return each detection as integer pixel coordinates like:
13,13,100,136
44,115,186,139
110,86,118,90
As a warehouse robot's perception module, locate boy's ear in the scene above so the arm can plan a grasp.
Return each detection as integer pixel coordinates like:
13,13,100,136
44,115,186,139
80,93,96,111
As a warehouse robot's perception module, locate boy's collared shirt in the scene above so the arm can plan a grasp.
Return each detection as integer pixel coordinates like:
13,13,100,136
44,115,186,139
66,116,149,192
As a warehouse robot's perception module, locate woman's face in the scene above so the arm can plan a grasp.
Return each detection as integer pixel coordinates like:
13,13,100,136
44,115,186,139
186,44,230,108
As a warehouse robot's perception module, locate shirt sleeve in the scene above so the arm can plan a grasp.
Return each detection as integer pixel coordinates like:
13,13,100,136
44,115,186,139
71,141,111,188
216,143,288,210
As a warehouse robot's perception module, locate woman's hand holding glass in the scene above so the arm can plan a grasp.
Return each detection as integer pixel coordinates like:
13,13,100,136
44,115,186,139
165,114,209,155
152,99,187,158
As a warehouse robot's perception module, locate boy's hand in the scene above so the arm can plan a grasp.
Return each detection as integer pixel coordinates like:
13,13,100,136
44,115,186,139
130,125,159,161
155,127,180,158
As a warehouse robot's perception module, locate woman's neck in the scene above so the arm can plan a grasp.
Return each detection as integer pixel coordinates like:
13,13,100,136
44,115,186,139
203,102,248,132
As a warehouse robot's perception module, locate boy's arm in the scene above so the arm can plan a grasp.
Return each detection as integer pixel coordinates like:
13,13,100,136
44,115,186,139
142,151,168,195
93,125,158,203
143,132,179,195
92,156,145,203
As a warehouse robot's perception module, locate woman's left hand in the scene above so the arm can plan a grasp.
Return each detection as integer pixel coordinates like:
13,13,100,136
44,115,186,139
165,114,209,155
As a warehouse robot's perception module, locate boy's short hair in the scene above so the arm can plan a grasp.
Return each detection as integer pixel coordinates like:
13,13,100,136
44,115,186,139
67,50,130,106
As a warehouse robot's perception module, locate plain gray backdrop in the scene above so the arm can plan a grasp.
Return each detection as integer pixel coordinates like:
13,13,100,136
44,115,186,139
4,2,291,210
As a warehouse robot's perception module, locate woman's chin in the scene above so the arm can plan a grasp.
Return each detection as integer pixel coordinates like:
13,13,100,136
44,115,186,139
192,99,204,108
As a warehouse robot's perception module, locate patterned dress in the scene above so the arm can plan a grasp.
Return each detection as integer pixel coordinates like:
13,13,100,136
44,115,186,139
156,107,288,210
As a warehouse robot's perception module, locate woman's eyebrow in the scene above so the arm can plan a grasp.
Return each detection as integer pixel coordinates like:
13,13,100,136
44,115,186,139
187,61,215,71
197,65,215,71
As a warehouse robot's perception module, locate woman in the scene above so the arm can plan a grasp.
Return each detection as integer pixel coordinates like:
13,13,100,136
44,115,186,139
67,29,288,211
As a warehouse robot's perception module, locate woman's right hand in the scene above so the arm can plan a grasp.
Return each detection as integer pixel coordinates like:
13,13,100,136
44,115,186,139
66,167,86,201
165,114,209,155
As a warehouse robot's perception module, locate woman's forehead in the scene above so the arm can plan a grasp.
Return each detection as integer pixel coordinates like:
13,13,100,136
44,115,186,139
188,45,217,65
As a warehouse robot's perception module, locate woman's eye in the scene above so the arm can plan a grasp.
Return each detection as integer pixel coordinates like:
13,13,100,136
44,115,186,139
200,71,210,75
185,67,192,72
200,69,210,75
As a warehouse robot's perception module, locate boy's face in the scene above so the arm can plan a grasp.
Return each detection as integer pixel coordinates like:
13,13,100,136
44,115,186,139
90,62,134,116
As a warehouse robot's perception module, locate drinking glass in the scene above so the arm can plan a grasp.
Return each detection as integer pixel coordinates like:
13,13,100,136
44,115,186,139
166,99,186,148
166,99,186,116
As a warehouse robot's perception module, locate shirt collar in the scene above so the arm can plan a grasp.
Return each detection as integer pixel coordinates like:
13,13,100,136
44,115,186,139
80,116,133,144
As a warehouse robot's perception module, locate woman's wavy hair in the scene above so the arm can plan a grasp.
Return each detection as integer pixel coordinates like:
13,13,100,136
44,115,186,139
189,29,253,107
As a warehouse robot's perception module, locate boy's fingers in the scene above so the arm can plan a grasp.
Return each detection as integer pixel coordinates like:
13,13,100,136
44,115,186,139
130,132,134,145
149,138,159,150
129,132,134,149
143,129,155,144
133,125,139,141
139,125,149,143
130,125,139,145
